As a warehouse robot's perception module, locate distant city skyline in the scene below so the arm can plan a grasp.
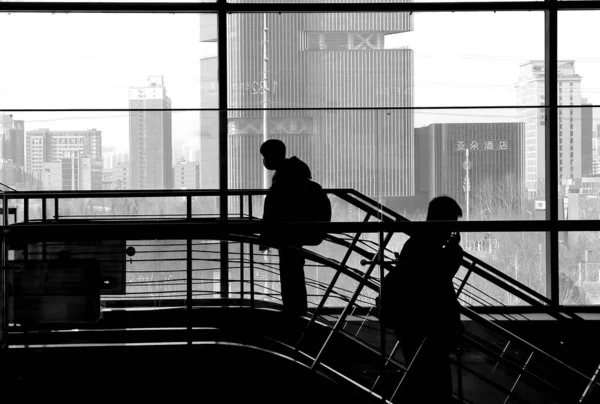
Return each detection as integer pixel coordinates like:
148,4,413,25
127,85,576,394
2,11,600,196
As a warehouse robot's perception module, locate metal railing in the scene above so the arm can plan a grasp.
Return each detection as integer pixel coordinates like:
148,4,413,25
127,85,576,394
0,188,599,403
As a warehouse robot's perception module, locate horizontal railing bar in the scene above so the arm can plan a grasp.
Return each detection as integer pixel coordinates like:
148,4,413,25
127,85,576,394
6,219,600,238
0,188,272,199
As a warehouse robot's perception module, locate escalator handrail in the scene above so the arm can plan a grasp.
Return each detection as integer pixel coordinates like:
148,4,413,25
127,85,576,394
332,189,583,322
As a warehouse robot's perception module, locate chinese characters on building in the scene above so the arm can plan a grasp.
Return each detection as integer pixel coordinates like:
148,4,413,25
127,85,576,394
456,140,509,151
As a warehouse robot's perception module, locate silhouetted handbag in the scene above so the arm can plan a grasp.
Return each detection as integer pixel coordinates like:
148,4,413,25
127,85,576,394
374,253,403,327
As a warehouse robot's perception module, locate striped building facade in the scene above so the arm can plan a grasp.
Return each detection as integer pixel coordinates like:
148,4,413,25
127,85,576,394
200,3,414,197
415,123,525,216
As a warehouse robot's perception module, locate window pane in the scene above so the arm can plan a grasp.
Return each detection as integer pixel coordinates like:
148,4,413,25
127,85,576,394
558,12,600,220
415,110,530,221
227,11,542,109
199,14,220,189
459,232,546,306
0,13,220,192
553,106,597,219
559,232,600,305
0,13,211,109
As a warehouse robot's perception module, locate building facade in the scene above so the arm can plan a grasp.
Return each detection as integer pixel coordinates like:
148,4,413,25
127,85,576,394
41,156,102,191
173,161,200,190
0,114,25,169
516,60,593,198
200,6,414,199
111,162,131,190
129,76,173,190
25,128,103,190
415,123,525,218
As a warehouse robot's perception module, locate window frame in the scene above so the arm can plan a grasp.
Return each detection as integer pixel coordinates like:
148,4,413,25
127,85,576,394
0,0,598,309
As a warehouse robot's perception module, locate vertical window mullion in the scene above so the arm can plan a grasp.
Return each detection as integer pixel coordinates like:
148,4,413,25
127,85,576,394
218,4,230,298
545,1,559,307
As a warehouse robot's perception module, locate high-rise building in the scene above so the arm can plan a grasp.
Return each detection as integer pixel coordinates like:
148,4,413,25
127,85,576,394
103,146,117,170
173,161,200,189
593,130,600,175
112,162,131,190
129,76,173,190
516,60,591,198
0,114,25,168
414,123,525,217
25,128,103,190
581,98,594,177
199,8,414,199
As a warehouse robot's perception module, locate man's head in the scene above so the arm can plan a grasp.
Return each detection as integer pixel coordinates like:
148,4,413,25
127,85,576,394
426,196,462,241
426,196,463,221
260,139,286,170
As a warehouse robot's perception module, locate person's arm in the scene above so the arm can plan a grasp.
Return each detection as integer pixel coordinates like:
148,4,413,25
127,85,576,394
445,234,464,280
259,192,275,252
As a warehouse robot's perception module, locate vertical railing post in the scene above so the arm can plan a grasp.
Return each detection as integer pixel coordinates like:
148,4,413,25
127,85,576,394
1,192,7,350
378,228,386,402
240,194,245,302
186,195,192,315
42,198,47,223
23,198,28,224
2,193,7,226
54,198,59,221
249,195,255,308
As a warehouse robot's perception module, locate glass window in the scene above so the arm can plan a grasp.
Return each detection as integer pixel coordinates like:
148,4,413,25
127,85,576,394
0,13,219,192
560,233,600,305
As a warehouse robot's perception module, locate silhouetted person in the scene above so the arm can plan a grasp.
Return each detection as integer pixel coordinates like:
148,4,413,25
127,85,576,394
390,196,464,404
259,139,311,317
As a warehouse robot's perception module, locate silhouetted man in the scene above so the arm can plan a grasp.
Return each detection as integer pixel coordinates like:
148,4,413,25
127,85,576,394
390,196,464,403
259,139,311,317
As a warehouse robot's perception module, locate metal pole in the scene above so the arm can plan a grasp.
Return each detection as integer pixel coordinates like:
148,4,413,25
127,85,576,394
186,196,192,312
1,192,7,350
466,149,470,222
262,12,269,190
378,228,386,402
240,194,245,301
249,196,255,308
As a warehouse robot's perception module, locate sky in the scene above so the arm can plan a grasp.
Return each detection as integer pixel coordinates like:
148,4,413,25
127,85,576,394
1,9,599,154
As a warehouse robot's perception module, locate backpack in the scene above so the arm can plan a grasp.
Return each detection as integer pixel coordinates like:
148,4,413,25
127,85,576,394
300,180,332,245
262,179,332,247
